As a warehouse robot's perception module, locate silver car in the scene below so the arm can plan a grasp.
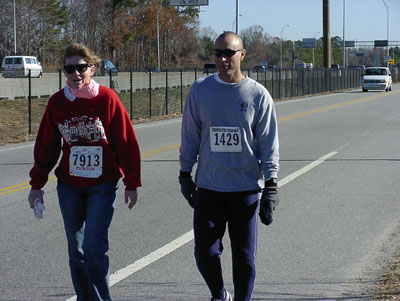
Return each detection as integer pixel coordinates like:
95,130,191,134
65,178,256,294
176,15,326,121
361,67,392,92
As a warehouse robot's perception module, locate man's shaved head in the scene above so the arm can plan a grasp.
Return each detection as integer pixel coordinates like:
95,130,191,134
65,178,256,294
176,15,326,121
215,31,244,49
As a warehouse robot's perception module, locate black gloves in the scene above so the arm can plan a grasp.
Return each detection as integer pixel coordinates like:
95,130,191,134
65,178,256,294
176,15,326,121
178,171,196,208
259,178,279,226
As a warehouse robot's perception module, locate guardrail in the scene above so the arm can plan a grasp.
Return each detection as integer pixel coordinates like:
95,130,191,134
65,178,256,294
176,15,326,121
1,67,399,135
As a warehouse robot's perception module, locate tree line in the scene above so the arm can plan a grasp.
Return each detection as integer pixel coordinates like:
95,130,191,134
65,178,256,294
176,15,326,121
1,0,398,71
0,0,202,70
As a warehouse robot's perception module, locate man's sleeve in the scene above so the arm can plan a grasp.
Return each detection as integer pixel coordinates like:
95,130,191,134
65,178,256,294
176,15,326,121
256,93,279,180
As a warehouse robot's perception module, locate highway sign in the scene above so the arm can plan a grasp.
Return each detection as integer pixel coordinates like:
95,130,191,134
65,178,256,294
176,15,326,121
170,0,208,5
374,40,388,47
302,38,316,48
340,40,355,47
388,59,395,64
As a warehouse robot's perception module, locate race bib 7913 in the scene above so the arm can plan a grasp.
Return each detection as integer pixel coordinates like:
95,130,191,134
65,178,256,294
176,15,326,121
69,146,103,178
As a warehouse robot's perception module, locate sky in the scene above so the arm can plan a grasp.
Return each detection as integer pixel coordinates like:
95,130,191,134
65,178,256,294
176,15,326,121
196,0,400,44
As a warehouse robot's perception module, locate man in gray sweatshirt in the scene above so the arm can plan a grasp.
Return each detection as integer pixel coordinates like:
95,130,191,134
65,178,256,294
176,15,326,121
179,31,279,301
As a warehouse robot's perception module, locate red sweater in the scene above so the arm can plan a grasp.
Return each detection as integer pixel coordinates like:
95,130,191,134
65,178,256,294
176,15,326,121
29,86,141,190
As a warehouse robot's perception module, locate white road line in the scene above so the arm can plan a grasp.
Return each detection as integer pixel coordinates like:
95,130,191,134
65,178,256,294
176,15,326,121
65,150,338,301
278,151,338,187
0,143,34,152
134,118,181,129
109,230,194,286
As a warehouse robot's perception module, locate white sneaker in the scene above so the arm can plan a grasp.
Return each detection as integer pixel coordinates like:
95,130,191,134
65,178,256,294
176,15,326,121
224,289,233,301
210,289,233,301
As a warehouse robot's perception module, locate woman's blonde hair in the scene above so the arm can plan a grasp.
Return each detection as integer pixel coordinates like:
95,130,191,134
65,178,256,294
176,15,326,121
63,43,101,65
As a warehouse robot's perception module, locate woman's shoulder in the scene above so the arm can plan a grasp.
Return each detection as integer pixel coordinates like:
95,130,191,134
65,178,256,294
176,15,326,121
98,85,117,96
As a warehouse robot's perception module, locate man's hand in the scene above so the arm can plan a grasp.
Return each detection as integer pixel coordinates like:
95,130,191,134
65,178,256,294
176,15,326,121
259,179,279,226
178,171,196,208
125,190,138,209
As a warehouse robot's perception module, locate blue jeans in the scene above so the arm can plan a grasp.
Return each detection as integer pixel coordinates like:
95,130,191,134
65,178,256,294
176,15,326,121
57,180,119,301
194,189,259,301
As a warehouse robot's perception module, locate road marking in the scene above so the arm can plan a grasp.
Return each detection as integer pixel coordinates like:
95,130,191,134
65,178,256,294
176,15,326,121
0,176,56,197
0,143,34,152
0,145,179,196
278,90,400,123
278,151,338,187
141,144,180,158
134,119,181,129
64,150,338,301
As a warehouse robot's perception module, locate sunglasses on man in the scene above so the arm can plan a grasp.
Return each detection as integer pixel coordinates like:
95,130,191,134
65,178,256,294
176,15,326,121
214,48,243,58
64,64,92,74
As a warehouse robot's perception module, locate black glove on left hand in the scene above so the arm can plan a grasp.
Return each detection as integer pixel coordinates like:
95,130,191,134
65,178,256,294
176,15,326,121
178,171,196,208
259,179,279,226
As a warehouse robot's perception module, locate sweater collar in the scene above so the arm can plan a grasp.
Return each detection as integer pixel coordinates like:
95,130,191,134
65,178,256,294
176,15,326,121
64,80,100,101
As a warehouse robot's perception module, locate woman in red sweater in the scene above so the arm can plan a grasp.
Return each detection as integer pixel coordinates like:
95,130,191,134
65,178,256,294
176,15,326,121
28,43,141,301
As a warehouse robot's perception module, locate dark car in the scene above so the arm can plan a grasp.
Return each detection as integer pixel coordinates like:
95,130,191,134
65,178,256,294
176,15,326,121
253,65,267,72
97,59,118,76
203,63,217,74
146,67,161,73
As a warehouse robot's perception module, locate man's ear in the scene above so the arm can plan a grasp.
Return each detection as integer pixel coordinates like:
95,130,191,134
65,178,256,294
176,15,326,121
240,49,246,61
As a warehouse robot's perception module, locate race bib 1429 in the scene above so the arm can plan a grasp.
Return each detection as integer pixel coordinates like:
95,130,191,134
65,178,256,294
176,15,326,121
210,126,242,152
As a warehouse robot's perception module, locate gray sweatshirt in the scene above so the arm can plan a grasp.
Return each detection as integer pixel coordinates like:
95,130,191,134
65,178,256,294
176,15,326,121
180,74,279,192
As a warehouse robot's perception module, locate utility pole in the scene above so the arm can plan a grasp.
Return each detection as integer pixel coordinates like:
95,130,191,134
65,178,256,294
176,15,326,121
13,0,17,54
157,10,160,69
382,0,389,66
235,0,239,34
323,0,331,68
342,0,346,68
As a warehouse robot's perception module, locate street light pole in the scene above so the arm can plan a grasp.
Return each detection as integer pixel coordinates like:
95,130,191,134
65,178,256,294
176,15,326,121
157,10,160,69
232,15,243,32
13,0,17,54
313,31,320,67
382,0,389,66
236,0,239,34
342,0,346,68
280,24,289,68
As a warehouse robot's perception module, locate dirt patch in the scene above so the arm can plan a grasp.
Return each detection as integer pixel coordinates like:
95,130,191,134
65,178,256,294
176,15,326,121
373,247,400,299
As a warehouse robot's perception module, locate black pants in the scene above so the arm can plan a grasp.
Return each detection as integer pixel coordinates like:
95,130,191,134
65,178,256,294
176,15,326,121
193,188,259,301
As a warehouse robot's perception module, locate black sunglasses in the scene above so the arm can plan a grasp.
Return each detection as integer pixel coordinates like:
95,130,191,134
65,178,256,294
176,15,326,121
214,48,243,58
64,64,92,74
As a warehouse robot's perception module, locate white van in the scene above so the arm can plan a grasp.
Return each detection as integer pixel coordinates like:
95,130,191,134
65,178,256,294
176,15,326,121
1,56,43,78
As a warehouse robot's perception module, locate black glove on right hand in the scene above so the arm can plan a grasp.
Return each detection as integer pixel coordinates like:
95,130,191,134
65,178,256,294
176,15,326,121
178,172,196,208
259,179,279,226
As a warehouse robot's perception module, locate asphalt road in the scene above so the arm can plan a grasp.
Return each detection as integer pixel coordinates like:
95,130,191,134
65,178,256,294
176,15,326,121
1,85,400,300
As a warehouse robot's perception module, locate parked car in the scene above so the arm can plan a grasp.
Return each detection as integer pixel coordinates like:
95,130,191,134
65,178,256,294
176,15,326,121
331,64,340,69
253,65,267,72
146,67,160,73
97,59,118,76
298,62,313,68
203,63,217,74
361,67,392,92
1,55,43,78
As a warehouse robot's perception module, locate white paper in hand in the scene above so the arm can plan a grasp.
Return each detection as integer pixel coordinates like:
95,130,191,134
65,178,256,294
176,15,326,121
33,190,45,219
